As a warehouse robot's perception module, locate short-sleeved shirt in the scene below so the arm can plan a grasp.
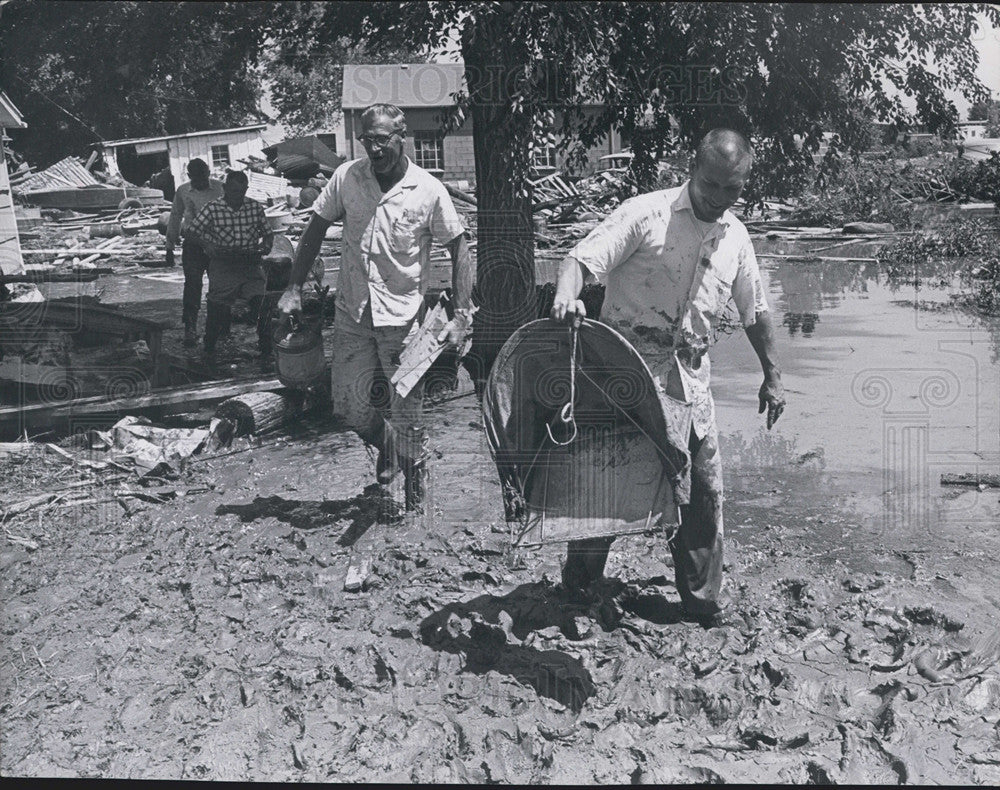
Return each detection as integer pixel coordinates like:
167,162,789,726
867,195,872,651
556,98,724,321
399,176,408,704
165,179,224,249
312,157,465,327
569,181,768,437
188,196,270,252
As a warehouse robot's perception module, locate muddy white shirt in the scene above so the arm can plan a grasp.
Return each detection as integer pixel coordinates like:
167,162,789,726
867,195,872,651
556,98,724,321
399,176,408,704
569,181,768,437
312,157,465,327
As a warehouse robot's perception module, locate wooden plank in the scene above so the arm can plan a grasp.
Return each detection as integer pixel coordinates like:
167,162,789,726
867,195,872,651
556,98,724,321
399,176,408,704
940,472,1000,488
21,247,129,256
756,254,878,263
0,270,105,283
0,377,284,432
0,154,24,276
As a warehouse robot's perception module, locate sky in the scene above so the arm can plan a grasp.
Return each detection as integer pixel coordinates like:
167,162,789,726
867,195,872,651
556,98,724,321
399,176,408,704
932,10,1000,119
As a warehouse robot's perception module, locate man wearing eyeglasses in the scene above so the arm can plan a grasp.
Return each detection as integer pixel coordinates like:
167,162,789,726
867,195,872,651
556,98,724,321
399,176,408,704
278,103,473,511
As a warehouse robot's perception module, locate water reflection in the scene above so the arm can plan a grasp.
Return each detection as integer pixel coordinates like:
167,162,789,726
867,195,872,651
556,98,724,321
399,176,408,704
768,260,878,337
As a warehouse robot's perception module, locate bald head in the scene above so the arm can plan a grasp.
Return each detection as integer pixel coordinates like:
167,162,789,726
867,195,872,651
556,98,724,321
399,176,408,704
695,128,754,170
688,129,754,222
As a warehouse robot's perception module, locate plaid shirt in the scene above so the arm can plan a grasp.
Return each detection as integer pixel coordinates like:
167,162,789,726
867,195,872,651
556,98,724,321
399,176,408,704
189,197,270,251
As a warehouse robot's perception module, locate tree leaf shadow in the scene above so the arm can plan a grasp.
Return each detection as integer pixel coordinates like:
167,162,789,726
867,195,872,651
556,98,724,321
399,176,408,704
215,483,400,546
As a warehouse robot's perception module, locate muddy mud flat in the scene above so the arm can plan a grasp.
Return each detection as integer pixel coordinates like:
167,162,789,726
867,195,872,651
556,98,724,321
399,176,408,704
3,252,1000,782
2,387,999,783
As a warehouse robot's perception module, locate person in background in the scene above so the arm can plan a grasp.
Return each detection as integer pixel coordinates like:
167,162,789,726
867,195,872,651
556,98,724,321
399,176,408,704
188,169,274,368
277,103,473,511
148,165,176,202
165,159,224,347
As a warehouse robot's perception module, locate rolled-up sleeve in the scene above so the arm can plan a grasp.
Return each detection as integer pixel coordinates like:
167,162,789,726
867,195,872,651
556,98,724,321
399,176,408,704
732,238,769,327
312,163,348,222
567,198,647,283
430,187,465,244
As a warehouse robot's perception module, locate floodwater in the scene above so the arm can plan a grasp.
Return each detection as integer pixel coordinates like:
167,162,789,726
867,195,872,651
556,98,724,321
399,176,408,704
712,251,1000,572
37,248,1000,566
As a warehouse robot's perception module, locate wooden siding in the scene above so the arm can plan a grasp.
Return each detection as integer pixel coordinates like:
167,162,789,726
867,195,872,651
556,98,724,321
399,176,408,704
167,130,268,183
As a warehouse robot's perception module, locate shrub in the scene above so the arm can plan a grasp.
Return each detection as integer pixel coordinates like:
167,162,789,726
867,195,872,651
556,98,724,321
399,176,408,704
947,152,1000,206
791,157,915,228
876,218,1000,314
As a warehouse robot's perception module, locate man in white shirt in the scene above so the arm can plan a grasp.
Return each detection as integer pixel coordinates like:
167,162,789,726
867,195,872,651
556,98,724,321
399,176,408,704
165,158,224,347
278,104,473,511
550,128,785,625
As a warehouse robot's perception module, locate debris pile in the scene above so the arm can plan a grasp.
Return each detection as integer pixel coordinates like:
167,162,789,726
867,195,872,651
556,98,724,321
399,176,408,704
10,156,166,211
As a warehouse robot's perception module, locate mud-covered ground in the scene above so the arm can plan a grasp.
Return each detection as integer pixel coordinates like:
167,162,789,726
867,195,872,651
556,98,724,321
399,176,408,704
2,362,1000,782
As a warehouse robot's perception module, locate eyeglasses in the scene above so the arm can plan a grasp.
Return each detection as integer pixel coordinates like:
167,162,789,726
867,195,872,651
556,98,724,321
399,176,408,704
356,131,402,147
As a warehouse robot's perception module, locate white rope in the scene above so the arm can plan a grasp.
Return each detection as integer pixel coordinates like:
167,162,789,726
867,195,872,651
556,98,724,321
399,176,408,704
545,322,579,446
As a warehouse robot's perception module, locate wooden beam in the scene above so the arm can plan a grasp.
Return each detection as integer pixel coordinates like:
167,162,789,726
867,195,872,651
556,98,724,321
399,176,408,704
940,472,1000,488
756,254,878,263
0,377,285,438
21,247,126,256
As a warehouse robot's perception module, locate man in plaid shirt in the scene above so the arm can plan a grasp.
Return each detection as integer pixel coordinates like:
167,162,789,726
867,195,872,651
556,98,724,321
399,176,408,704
189,170,275,364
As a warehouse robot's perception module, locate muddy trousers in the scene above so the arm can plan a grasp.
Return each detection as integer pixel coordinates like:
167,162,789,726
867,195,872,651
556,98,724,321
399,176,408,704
563,421,725,615
203,296,273,355
330,305,427,466
181,239,210,329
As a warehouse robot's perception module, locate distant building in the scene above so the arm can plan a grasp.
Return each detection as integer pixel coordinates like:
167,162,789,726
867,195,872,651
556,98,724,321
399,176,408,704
341,63,626,183
98,124,271,188
957,120,988,140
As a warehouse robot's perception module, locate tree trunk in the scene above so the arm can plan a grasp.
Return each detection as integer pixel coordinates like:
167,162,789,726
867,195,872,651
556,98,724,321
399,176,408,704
460,10,537,397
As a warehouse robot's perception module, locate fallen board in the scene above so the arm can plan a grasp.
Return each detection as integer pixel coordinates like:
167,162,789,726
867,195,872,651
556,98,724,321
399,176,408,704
0,376,283,439
940,472,1000,488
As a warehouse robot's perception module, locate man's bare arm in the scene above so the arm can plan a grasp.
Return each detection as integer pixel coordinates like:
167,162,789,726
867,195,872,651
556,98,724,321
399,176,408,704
438,233,475,350
550,256,588,322
288,214,331,288
745,310,785,429
446,233,474,310
277,213,332,318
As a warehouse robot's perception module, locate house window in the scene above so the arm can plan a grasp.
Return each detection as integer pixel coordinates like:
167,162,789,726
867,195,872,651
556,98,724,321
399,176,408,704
211,144,231,169
532,144,557,170
413,132,444,172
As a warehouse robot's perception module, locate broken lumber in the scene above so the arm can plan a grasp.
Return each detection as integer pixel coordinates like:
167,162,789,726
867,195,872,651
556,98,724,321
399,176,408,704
0,377,284,439
2,492,60,518
756,254,878,264
842,222,896,234
940,473,1000,488
1,270,106,283
214,390,304,436
21,247,127,256
444,183,477,207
